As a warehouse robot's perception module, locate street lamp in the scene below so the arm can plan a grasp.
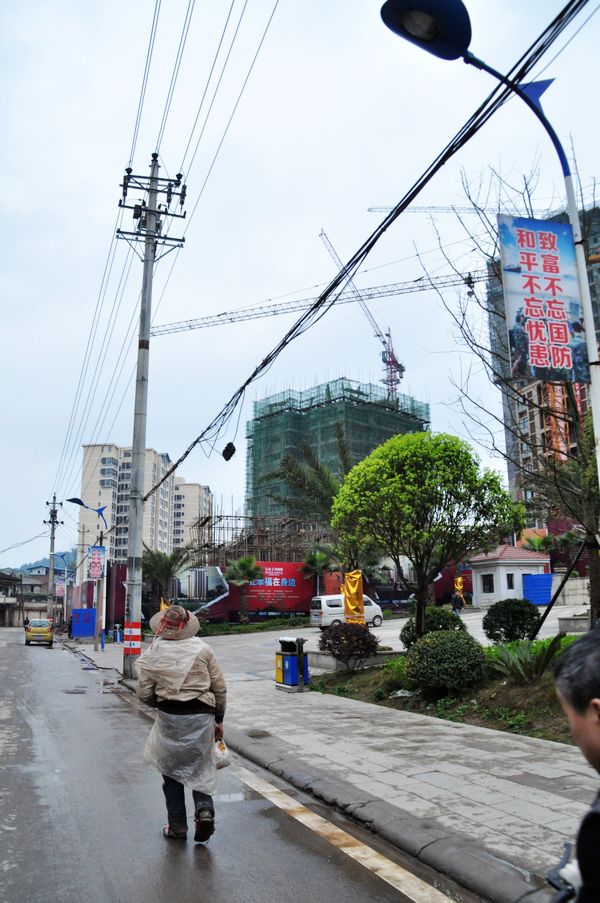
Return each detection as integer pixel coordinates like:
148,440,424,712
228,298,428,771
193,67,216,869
381,0,600,489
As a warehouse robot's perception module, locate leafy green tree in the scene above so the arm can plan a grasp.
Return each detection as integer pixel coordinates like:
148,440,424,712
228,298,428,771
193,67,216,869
142,545,197,618
331,432,523,637
225,556,263,624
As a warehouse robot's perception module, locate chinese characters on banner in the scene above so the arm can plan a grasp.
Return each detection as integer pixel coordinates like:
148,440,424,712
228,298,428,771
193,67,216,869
55,577,65,598
88,545,105,580
497,215,590,384
246,562,313,612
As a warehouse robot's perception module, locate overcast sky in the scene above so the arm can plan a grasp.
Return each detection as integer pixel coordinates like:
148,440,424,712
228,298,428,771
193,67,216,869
1,1,598,568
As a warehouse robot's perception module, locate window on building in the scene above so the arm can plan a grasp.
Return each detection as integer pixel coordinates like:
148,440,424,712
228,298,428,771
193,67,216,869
506,573,514,590
481,574,495,594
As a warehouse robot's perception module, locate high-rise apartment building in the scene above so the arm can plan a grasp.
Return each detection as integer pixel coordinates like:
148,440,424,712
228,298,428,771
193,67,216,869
245,377,430,518
172,477,212,550
77,444,212,566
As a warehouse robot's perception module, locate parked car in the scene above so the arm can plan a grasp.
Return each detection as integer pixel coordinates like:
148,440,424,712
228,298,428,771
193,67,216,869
310,595,383,628
25,618,54,647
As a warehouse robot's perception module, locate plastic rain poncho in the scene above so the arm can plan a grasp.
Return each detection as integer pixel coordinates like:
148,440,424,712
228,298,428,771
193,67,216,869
136,638,218,792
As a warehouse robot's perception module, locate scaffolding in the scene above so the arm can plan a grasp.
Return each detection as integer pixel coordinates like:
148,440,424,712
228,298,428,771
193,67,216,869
190,513,332,568
245,377,430,518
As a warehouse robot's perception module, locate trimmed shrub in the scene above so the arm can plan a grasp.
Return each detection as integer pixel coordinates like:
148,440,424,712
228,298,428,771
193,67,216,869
319,622,379,670
400,607,466,649
405,630,486,695
482,598,541,643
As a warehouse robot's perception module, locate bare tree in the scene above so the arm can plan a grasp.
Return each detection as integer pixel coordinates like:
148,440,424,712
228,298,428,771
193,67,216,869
419,166,600,622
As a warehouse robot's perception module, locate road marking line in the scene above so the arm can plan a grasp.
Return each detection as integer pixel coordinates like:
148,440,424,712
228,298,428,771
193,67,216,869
236,766,453,903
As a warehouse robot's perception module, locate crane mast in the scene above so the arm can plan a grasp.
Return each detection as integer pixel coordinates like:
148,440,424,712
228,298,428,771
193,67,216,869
319,229,405,397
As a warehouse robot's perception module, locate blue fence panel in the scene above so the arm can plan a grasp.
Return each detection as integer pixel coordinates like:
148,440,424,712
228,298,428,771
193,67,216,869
522,573,553,606
72,608,96,637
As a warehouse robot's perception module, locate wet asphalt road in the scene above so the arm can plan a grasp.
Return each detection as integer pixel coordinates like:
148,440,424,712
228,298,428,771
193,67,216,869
0,628,475,903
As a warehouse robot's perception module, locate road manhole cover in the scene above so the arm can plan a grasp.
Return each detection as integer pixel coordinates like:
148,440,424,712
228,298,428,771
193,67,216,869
63,688,87,694
246,729,271,738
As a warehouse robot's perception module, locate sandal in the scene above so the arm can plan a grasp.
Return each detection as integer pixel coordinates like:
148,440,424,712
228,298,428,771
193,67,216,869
162,825,188,841
194,808,215,843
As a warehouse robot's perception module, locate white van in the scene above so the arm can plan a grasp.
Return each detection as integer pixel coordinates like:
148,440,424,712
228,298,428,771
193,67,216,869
310,594,383,629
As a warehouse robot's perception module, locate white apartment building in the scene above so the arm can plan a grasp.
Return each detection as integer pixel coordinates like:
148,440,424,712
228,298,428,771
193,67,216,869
77,444,212,568
172,477,212,550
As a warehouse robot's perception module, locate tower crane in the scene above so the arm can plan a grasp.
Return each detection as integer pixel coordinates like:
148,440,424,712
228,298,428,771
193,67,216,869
151,270,485,337
319,229,405,397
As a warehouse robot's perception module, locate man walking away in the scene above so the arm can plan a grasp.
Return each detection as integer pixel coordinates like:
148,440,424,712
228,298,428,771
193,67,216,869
552,632,600,900
135,605,227,842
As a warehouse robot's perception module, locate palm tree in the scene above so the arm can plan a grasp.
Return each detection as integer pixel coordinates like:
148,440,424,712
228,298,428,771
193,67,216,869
300,550,336,596
521,535,554,554
225,556,263,624
142,545,197,618
262,422,352,524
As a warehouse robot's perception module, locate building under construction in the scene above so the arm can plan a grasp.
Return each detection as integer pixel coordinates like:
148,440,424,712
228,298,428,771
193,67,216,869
245,377,430,518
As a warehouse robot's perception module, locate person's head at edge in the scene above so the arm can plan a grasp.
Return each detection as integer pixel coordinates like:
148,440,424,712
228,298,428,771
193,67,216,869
150,605,199,641
554,631,600,773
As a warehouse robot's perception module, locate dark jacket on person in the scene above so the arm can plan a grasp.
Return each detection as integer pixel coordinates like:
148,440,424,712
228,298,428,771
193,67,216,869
576,792,600,901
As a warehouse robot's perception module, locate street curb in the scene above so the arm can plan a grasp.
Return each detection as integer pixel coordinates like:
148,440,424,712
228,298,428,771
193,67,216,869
223,724,553,903
101,660,553,902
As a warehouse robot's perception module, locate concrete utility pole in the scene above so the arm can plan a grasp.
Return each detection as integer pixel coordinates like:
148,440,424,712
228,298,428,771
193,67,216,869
117,154,186,679
44,494,63,619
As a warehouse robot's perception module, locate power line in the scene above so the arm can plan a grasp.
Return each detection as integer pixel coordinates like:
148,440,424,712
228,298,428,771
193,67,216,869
55,243,136,497
142,0,587,502
155,0,196,152
0,532,50,557
51,211,126,495
129,0,162,167
56,2,268,502
186,0,279,223
182,0,250,177
179,0,237,173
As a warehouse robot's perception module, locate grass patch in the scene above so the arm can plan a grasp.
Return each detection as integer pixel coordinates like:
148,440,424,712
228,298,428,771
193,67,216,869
143,615,309,640
310,663,572,745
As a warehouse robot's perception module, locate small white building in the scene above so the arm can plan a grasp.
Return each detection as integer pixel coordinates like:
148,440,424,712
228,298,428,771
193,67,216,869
468,544,550,608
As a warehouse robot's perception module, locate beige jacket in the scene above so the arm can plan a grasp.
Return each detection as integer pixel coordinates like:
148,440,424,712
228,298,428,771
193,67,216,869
136,636,227,722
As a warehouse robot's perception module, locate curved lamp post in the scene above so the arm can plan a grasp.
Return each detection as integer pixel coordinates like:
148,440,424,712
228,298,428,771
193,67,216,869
381,0,600,487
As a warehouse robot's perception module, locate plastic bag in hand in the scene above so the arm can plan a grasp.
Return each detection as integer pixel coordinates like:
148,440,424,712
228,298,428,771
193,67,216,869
213,739,231,770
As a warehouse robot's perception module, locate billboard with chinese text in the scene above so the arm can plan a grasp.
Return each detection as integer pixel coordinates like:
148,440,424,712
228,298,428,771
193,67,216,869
497,215,590,383
88,545,105,580
247,562,312,612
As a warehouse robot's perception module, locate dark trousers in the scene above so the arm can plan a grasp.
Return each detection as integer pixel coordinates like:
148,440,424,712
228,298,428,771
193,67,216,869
162,774,213,832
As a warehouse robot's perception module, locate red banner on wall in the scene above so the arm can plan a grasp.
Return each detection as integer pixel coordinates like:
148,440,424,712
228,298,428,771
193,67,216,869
247,562,314,610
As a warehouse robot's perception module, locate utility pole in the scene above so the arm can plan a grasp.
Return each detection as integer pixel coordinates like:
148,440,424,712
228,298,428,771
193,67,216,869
44,494,63,620
94,531,105,653
117,153,186,678
76,524,90,586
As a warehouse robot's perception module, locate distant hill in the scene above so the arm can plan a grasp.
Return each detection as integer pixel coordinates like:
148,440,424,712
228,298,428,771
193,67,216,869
19,548,77,570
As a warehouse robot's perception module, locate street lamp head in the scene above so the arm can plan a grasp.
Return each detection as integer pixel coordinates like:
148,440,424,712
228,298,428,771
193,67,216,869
381,0,472,61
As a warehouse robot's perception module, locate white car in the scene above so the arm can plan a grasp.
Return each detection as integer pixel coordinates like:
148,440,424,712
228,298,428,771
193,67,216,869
310,594,384,628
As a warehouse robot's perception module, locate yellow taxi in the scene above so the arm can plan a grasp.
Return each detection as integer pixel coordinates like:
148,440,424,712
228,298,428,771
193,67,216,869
25,618,54,647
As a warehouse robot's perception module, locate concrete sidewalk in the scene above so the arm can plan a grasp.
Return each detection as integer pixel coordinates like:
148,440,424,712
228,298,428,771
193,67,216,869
64,636,594,903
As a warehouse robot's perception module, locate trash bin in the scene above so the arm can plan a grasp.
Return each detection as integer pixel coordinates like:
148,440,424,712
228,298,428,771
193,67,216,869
113,624,122,643
275,636,309,690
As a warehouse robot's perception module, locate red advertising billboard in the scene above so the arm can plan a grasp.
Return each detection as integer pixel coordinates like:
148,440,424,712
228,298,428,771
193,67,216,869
202,561,314,621
247,562,312,609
